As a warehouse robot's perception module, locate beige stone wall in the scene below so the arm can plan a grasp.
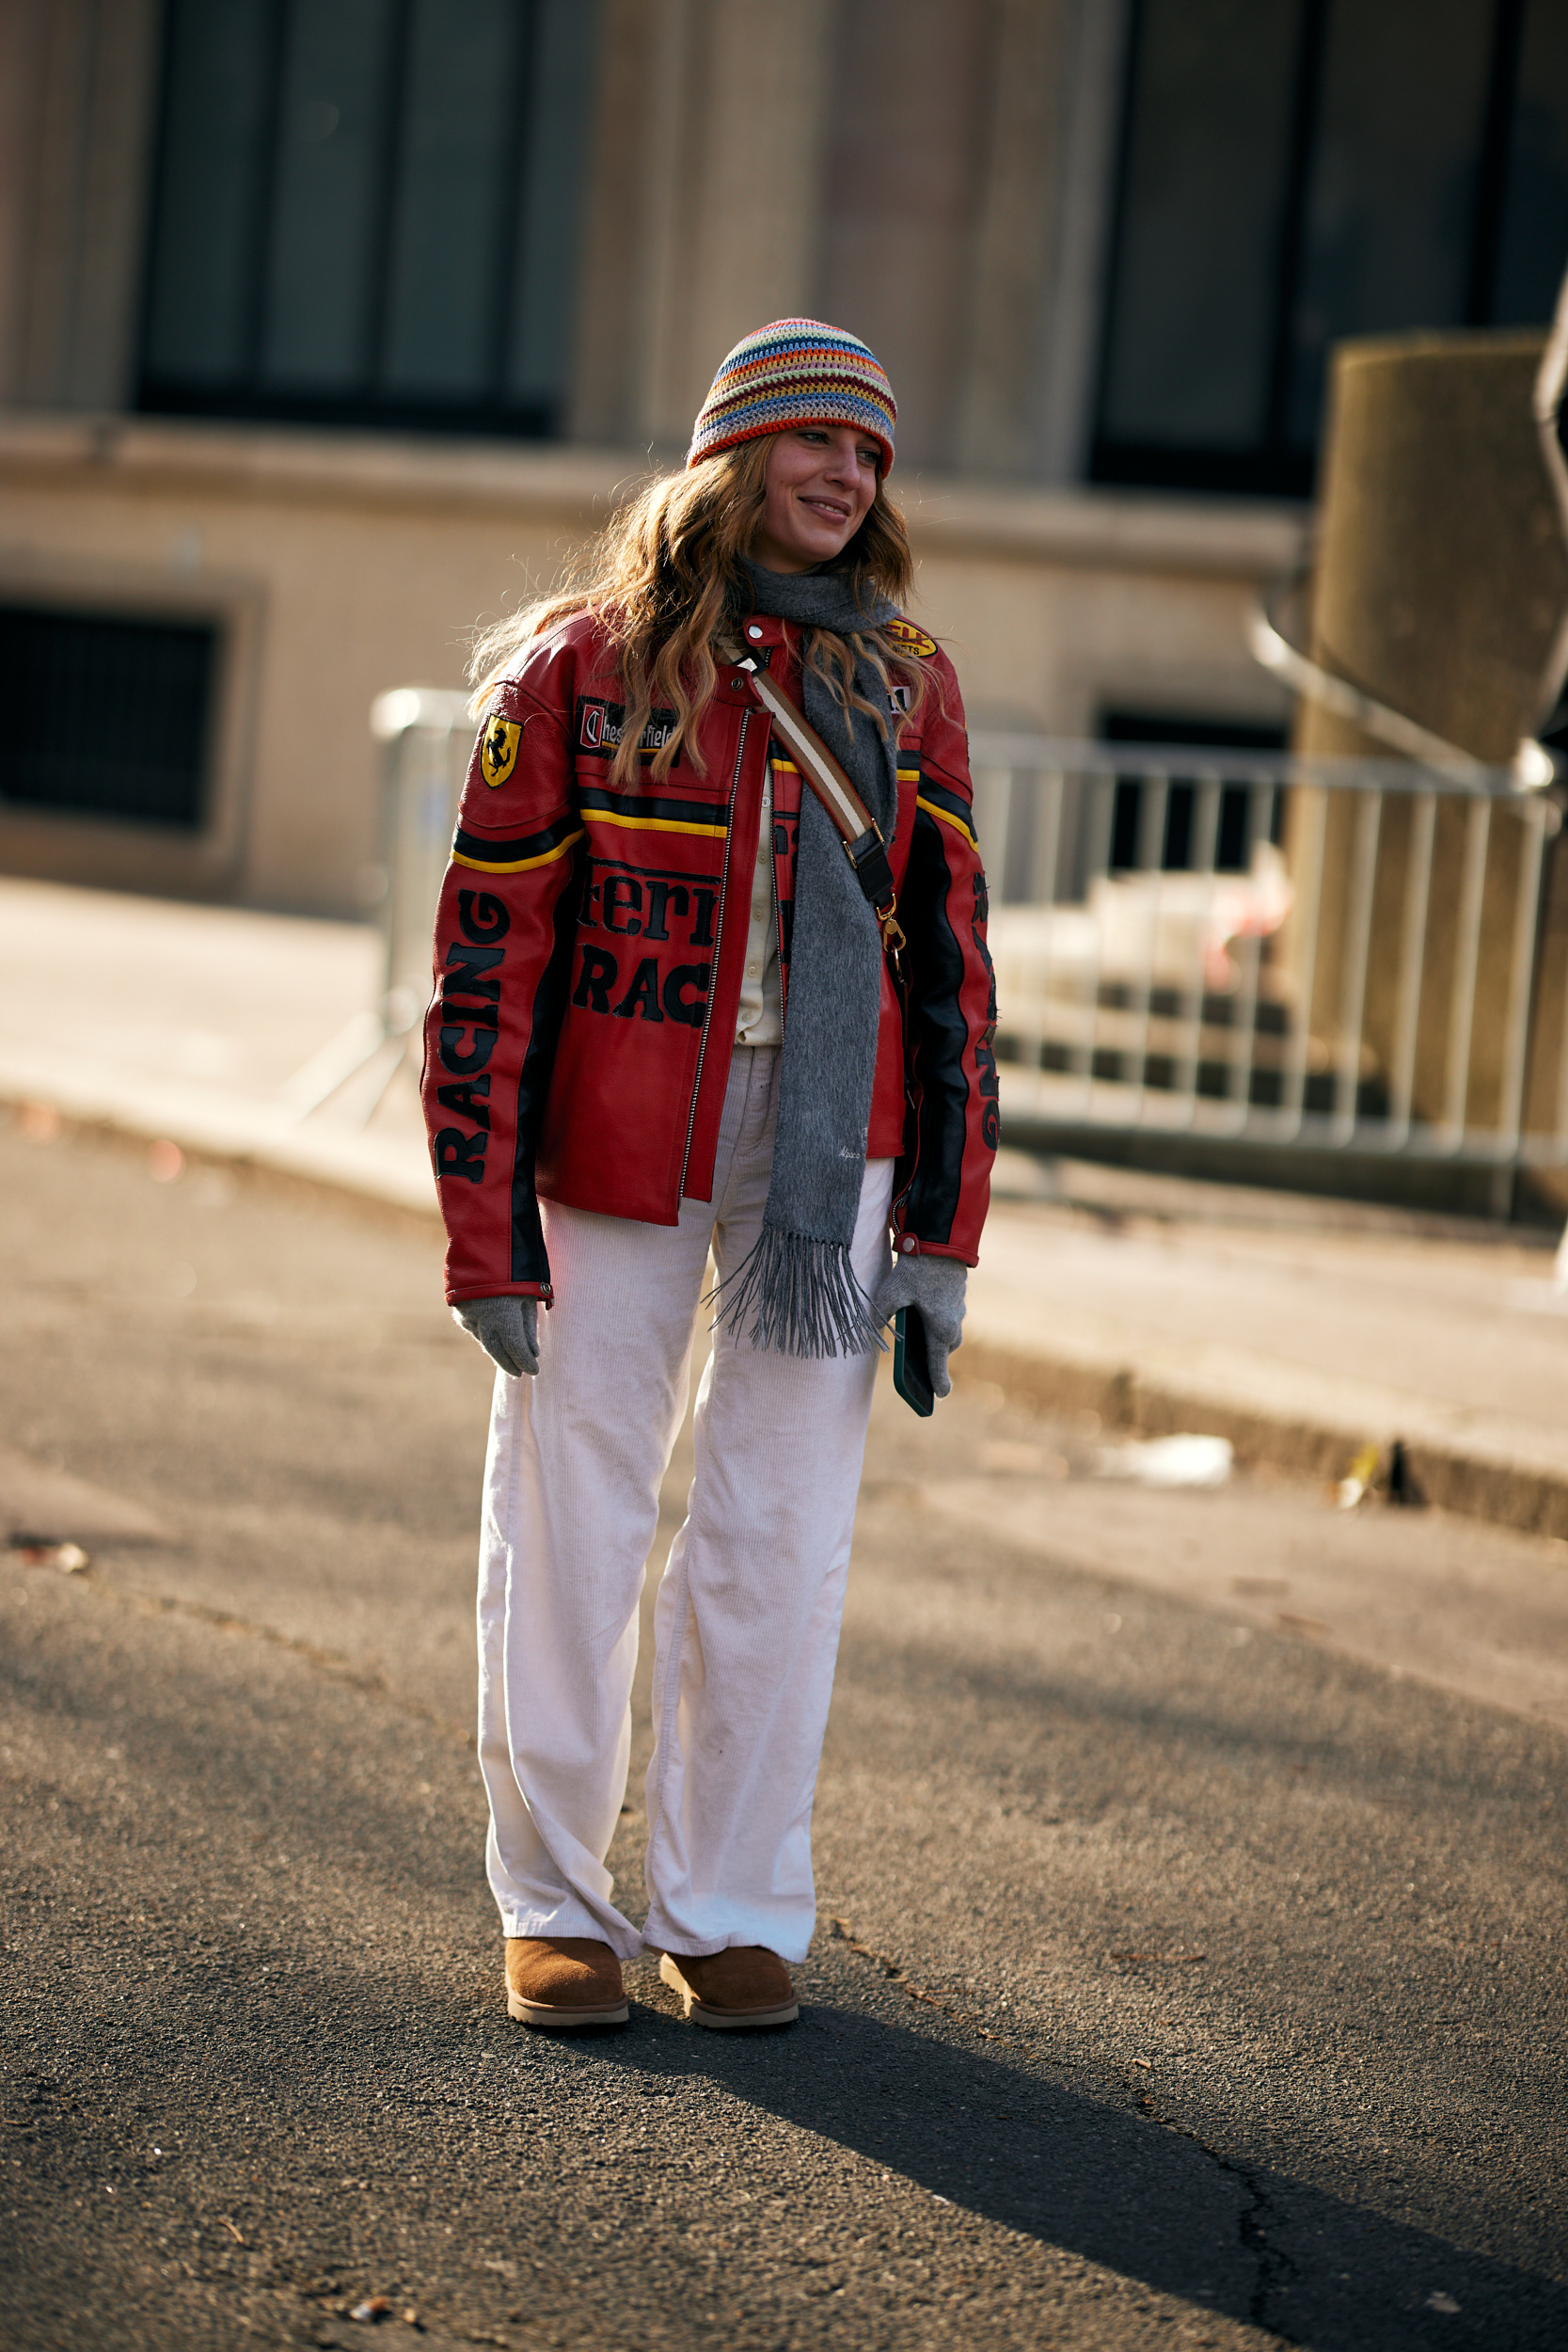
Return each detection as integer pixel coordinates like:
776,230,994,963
0,421,651,908
0,416,1302,914
908,485,1299,736
0,0,1307,918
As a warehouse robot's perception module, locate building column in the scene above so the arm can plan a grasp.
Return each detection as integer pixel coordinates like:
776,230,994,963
0,0,163,412
568,0,833,461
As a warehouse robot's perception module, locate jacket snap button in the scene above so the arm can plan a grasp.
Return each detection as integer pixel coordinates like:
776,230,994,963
747,624,763,640
901,1236,916,1253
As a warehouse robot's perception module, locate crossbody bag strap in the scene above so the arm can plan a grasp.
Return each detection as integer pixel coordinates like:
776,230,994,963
725,642,908,977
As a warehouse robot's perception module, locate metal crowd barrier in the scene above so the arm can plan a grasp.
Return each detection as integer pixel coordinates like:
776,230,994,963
280,687,471,1123
974,736,1566,1188
368,687,473,1022
355,696,1568,1189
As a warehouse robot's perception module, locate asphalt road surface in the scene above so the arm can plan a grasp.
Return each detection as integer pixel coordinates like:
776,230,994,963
2,1113,1565,2352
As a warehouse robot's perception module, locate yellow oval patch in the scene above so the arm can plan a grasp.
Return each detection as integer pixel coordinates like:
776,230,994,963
480,716,521,787
886,616,937,659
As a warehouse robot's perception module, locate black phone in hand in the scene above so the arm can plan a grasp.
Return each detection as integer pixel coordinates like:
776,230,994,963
893,1305,935,1417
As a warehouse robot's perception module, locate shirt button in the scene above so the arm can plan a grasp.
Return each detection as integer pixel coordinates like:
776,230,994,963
747,623,763,640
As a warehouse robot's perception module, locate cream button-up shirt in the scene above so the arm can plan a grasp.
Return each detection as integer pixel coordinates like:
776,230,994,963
735,765,783,1045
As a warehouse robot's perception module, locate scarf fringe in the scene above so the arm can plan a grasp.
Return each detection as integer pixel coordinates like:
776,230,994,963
710,1226,885,1360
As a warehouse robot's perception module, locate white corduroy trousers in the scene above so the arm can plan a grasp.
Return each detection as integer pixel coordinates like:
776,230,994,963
476,1043,894,1965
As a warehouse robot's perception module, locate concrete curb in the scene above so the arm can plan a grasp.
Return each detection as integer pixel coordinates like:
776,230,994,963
8,1062,1567,1547
955,1336,1568,1546
0,1053,437,1218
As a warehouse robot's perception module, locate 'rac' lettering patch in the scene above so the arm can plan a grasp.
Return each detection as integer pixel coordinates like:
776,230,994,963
481,717,522,787
886,617,937,659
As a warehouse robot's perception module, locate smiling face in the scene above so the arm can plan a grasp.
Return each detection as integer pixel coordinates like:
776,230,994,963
747,426,882,573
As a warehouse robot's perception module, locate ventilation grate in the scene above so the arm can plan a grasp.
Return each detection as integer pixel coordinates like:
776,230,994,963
0,605,218,831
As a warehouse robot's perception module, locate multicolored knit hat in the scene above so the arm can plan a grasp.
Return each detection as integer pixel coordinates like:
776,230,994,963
687,318,896,476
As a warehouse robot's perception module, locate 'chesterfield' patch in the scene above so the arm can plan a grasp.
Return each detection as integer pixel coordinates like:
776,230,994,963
577,699,680,758
480,717,522,787
886,617,937,659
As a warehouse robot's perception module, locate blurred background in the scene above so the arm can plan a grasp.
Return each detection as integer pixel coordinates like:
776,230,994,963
4,0,1568,1213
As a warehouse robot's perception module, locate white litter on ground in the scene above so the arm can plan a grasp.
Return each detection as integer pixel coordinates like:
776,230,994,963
1092,1433,1234,1488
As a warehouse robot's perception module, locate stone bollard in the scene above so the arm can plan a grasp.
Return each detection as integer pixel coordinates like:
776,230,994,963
1284,330,1568,1187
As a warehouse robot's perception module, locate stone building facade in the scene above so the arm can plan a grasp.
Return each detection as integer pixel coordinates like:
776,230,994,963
1,0,1560,913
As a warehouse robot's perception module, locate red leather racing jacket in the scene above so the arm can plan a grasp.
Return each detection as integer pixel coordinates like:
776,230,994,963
420,607,997,1304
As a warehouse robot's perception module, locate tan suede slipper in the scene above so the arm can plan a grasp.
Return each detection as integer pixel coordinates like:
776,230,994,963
658,1946,798,2029
505,1936,628,2028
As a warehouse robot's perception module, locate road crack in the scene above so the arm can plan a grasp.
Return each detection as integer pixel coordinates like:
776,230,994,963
831,1921,1300,2338
9,1549,474,1749
1132,2076,1301,2341
829,1917,1013,2044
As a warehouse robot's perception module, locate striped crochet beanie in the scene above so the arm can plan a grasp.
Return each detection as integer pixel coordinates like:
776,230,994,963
687,318,896,476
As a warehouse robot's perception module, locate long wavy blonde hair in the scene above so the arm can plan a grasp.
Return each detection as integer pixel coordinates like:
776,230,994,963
468,437,932,787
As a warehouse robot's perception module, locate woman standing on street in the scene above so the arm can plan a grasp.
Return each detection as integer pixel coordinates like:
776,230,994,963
423,319,996,2030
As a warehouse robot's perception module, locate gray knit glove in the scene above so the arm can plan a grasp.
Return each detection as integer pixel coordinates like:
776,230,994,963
452,1295,540,1378
873,1253,967,1399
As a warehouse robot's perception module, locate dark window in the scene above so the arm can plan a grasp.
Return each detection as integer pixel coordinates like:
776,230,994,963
137,0,595,437
0,608,218,830
1100,711,1288,873
1094,0,1568,495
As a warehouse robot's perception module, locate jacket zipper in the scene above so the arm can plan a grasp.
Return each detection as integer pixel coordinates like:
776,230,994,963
676,707,750,1201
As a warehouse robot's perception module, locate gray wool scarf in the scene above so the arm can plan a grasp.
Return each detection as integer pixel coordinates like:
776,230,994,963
712,558,900,1359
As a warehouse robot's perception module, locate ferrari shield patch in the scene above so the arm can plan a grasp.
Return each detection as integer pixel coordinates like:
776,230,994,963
480,715,522,787
886,616,937,659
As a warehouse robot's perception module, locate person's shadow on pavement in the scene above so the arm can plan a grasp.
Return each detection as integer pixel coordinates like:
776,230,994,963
576,1996,1564,2352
